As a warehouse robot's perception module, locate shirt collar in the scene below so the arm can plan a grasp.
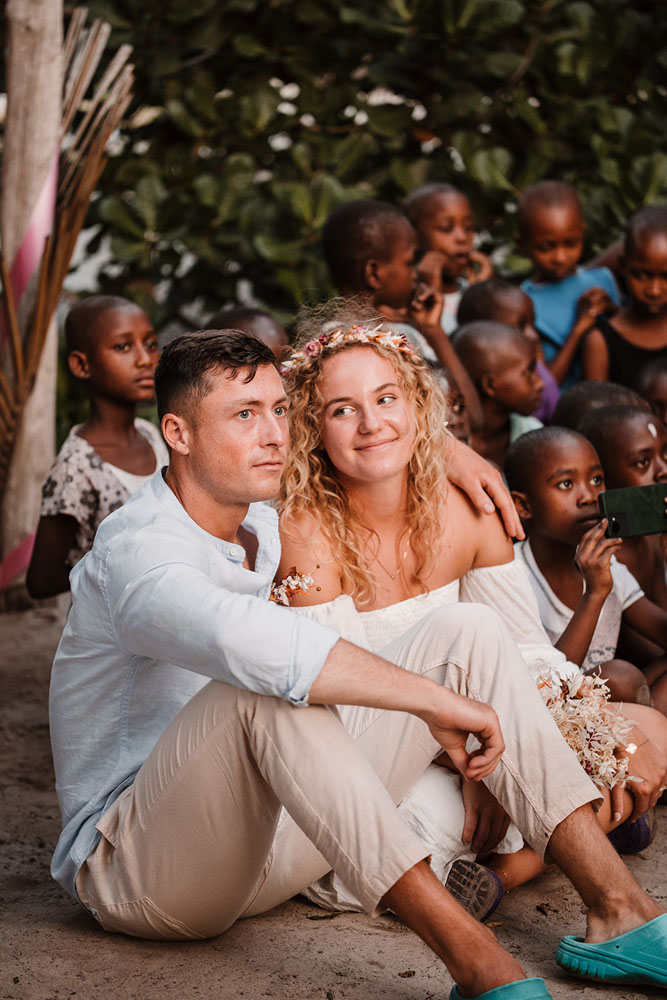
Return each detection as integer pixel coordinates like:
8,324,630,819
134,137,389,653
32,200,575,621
149,469,278,565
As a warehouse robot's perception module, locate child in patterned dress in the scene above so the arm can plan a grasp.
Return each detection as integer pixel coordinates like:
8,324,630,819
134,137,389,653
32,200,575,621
26,296,167,598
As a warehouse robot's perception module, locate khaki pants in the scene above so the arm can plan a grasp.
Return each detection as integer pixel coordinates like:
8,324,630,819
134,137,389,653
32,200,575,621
76,604,599,939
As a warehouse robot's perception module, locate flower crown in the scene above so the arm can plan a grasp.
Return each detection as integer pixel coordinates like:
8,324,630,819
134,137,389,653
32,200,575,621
280,323,416,375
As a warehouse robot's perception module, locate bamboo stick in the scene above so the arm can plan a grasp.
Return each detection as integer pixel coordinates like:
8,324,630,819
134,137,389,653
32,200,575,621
0,380,13,426
25,235,53,383
0,255,25,385
60,65,134,200
62,7,88,77
67,43,133,156
61,20,111,136
0,365,15,413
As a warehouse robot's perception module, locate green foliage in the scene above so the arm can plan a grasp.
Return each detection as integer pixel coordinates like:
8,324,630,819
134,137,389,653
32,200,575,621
76,0,667,326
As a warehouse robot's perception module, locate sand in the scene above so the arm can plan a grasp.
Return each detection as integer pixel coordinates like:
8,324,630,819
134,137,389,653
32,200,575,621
1,601,665,1000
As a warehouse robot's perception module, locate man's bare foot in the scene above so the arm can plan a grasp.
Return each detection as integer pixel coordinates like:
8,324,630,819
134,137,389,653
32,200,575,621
585,892,665,944
382,861,526,997
449,929,525,997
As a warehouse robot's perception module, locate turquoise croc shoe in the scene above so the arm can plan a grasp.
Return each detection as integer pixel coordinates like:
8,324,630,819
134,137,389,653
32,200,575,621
449,978,552,999
556,912,667,986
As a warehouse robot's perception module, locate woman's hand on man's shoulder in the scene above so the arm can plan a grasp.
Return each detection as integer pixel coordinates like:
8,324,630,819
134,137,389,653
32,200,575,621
446,438,524,541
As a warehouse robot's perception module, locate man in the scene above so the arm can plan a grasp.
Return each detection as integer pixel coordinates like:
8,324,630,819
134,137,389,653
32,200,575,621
50,331,667,999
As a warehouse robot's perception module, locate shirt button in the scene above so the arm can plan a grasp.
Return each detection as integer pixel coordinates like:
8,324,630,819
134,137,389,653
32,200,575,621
230,547,241,558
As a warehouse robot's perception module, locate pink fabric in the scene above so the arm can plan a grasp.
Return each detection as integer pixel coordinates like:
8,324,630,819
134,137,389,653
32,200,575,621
0,151,58,589
10,154,58,304
0,532,35,589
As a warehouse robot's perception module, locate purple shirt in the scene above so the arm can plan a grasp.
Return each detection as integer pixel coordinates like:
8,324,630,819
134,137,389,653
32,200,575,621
533,360,559,423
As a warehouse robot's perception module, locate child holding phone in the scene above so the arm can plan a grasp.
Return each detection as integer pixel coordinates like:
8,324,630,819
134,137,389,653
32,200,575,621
506,425,667,714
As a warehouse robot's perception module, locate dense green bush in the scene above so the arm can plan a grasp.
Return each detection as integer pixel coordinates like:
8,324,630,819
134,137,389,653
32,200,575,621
79,0,667,326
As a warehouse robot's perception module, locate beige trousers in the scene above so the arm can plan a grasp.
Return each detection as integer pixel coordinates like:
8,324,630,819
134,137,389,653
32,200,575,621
76,604,599,940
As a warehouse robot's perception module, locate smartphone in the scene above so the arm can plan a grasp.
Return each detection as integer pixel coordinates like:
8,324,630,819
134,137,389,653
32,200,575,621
599,483,667,538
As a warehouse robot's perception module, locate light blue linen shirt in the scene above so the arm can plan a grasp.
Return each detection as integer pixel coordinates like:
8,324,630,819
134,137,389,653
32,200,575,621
49,470,339,898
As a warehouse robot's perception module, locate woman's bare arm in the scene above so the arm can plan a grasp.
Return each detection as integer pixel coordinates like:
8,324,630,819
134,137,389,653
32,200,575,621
277,513,344,605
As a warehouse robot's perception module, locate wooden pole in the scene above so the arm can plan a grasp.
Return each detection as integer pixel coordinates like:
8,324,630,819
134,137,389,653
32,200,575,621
0,0,62,603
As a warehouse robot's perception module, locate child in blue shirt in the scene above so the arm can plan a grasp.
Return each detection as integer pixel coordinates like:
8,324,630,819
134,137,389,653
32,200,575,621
518,180,619,387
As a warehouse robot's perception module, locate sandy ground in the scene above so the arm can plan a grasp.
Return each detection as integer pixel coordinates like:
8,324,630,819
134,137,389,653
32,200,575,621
2,601,666,1000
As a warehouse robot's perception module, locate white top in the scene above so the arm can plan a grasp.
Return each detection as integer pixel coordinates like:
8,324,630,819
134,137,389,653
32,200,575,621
40,418,169,566
294,557,572,681
515,539,644,671
104,463,156,494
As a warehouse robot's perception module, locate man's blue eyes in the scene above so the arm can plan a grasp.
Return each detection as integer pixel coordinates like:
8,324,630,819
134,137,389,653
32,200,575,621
238,407,286,419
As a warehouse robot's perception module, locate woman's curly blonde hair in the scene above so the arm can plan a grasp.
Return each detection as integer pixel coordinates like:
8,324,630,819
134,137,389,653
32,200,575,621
279,305,452,606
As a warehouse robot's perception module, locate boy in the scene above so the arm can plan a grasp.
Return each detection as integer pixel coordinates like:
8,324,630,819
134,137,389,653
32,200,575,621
207,305,289,361
404,183,492,332
431,365,471,444
321,199,482,427
518,180,619,386
452,320,543,467
457,277,559,422
26,296,167,599
580,404,667,713
505,426,667,709
635,356,667,427
551,379,649,431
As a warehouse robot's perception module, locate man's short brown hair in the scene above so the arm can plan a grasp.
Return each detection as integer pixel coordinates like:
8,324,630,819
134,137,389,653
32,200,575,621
155,329,278,424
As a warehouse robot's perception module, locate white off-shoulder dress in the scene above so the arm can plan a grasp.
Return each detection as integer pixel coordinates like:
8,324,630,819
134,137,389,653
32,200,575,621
290,557,575,912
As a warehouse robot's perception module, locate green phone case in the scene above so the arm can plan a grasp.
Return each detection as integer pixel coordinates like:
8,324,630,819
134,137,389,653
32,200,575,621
599,483,667,538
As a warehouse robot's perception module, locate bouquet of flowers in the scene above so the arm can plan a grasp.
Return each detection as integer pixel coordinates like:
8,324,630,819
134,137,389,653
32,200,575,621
536,669,635,789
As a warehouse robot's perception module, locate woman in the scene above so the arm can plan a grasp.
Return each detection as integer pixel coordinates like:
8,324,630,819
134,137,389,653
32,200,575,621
277,320,667,916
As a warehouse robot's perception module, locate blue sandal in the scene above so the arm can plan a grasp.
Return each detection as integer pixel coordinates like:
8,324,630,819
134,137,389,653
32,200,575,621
556,913,667,986
449,978,552,999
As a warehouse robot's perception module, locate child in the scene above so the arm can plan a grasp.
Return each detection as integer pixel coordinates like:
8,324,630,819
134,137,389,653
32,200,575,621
321,198,482,426
518,180,619,386
551,378,648,430
404,183,493,333
583,206,667,387
457,277,559,422
26,296,167,599
429,364,471,444
208,305,289,360
505,425,667,712
635,355,667,426
578,404,667,704
452,320,543,467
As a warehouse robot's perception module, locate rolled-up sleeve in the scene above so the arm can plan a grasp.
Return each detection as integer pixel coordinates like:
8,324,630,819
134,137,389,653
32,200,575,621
102,536,340,704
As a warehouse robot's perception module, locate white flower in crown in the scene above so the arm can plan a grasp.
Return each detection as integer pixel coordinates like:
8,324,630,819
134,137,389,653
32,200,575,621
281,323,416,375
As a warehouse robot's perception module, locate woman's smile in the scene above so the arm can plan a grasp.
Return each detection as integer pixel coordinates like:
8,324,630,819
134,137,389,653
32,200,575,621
318,347,417,483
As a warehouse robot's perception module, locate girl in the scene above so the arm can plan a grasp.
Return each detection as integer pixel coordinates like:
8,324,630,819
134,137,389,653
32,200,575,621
27,296,167,598
277,319,667,917
583,206,667,386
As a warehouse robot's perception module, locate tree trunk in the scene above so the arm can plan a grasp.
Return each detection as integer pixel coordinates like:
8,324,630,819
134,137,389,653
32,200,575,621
0,0,62,603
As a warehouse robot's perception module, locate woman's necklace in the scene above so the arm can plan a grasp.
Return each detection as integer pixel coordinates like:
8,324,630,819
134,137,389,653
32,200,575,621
375,529,412,581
